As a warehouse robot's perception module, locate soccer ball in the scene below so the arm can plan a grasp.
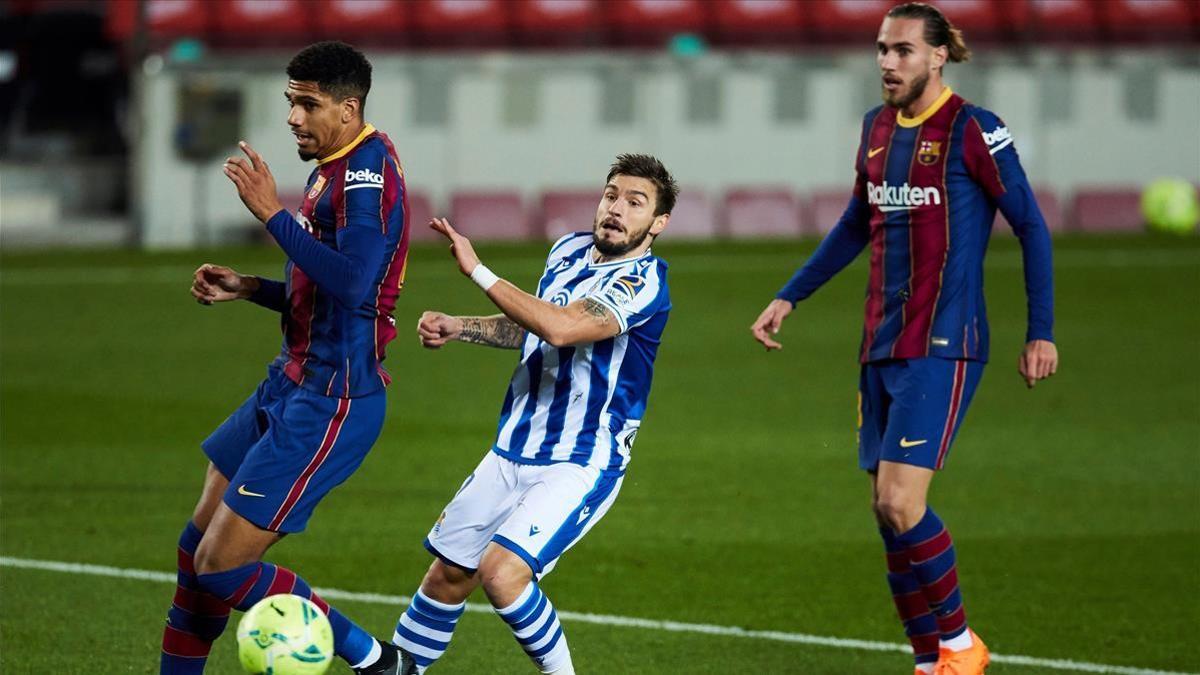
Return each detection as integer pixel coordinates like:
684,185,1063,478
1142,178,1199,235
236,594,334,675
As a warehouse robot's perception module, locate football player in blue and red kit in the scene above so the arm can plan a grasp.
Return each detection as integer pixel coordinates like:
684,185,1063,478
162,42,409,674
752,4,1058,674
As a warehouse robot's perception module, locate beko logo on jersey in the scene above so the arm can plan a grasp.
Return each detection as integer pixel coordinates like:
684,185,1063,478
867,181,942,212
983,125,1013,154
344,168,384,190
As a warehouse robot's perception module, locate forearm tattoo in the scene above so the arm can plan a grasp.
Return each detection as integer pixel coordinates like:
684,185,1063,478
582,297,613,324
458,316,524,349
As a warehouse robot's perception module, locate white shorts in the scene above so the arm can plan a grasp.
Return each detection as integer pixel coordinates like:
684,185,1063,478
424,452,624,578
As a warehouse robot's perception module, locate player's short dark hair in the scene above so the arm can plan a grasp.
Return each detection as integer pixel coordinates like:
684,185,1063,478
606,154,679,217
887,2,972,64
286,41,372,112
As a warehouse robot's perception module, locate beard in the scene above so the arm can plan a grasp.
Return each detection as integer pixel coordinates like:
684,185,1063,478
883,70,930,110
297,149,318,161
593,218,652,257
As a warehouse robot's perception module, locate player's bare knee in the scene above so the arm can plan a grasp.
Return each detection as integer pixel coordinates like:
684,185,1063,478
478,548,532,598
874,492,924,533
421,559,475,603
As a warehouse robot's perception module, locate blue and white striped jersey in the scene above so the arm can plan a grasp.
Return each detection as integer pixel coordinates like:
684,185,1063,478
491,232,671,475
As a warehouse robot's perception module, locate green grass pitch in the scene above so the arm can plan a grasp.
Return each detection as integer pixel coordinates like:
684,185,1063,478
1,234,1197,673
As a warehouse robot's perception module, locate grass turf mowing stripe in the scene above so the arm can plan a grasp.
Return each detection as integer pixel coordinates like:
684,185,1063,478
0,555,1190,675
0,246,1197,286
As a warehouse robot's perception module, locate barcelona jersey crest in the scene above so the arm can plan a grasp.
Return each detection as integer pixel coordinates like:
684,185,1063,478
918,140,942,166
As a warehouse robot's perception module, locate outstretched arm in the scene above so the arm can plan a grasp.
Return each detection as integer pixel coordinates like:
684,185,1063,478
751,195,870,350
429,217,621,348
191,263,286,312
417,312,524,350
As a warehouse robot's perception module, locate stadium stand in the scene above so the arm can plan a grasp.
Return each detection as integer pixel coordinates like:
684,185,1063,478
807,189,854,237
668,190,720,239
1069,187,1145,233
449,190,532,241
411,0,511,49
512,0,604,48
99,0,1200,48
406,190,439,243
540,190,601,242
994,186,1063,236
708,0,806,47
722,188,803,239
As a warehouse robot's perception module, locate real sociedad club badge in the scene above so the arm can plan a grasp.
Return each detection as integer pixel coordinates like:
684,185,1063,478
917,140,942,166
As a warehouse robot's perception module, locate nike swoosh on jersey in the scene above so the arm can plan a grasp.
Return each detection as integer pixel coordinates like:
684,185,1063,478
237,484,266,498
899,437,928,448
868,146,886,158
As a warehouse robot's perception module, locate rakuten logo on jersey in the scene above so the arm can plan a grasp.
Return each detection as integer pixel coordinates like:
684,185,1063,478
867,181,942,212
344,168,384,190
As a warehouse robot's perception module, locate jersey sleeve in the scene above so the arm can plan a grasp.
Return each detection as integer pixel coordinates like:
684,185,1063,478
964,109,1055,343
265,143,390,308
585,261,669,334
776,112,873,305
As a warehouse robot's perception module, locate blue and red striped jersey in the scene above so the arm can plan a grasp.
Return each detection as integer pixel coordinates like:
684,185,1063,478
252,124,410,397
777,88,1054,363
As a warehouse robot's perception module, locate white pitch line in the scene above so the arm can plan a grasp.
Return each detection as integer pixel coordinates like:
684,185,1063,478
0,556,1192,675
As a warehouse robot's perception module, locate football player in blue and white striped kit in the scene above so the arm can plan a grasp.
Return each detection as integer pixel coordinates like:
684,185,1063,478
389,154,676,674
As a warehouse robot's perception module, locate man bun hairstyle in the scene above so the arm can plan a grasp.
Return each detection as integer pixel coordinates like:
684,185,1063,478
887,2,972,64
607,153,679,217
287,41,373,111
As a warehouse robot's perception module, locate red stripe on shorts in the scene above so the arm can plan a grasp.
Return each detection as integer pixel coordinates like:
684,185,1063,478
267,397,352,531
935,361,967,468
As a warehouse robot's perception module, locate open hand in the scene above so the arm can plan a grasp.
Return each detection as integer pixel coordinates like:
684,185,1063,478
223,141,284,223
429,217,482,277
417,311,463,349
750,298,794,351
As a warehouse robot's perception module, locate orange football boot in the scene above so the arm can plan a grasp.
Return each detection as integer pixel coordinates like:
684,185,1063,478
933,629,990,675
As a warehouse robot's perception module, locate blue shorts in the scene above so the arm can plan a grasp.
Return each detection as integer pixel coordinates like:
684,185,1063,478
858,358,984,472
202,365,386,533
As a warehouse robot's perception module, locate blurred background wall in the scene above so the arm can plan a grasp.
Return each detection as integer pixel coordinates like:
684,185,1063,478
1,0,1198,249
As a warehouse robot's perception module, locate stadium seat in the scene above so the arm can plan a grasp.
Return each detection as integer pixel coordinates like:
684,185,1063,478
709,0,807,47
212,0,311,46
667,189,719,239
1025,0,1101,43
1069,187,1145,233
512,0,605,48
929,0,1009,42
807,189,856,237
540,190,600,241
993,186,1063,236
1099,0,1199,43
722,189,803,239
107,0,213,42
411,0,510,48
449,191,532,241
405,190,440,243
320,0,411,47
607,0,711,47
808,0,896,42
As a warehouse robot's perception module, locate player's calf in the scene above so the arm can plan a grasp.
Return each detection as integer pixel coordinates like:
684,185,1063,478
160,521,231,675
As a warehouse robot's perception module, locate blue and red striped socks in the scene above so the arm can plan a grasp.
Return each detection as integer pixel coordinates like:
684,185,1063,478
880,527,940,667
893,508,969,645
161,522,231,674
196,560,377,666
